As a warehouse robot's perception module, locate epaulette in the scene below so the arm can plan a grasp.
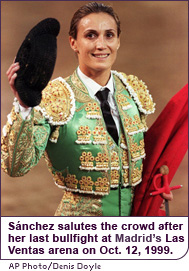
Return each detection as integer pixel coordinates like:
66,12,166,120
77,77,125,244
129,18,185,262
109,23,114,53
35,77,75,125
112,71,155,114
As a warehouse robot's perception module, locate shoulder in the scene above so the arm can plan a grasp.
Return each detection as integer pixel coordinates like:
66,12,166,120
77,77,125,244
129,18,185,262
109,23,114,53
112,71,155,114
35,77,75,125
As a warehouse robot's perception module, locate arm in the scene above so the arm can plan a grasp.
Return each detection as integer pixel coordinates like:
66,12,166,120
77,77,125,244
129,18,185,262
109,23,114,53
1,100,51,177
1,62,51,177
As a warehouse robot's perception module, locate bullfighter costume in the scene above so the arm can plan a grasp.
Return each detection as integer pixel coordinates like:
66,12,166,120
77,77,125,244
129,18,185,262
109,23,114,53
1,69,155,216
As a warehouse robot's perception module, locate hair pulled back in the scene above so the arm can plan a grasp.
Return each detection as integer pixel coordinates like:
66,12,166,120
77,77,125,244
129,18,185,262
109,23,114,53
69,2,121,39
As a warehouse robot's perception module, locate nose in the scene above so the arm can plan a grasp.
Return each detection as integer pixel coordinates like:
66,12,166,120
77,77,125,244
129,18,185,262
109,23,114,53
96,35,106,50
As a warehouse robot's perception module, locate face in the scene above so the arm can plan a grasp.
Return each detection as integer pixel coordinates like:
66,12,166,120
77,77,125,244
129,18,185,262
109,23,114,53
69,12,120,77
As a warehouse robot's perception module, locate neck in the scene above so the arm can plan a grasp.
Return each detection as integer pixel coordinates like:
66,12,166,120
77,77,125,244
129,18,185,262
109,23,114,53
79,67,111,86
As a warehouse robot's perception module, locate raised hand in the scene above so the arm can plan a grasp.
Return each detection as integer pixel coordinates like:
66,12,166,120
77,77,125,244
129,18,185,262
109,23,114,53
6,61,29,108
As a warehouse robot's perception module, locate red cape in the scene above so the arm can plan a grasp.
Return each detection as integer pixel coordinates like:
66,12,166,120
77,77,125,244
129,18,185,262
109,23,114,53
131,84,188,216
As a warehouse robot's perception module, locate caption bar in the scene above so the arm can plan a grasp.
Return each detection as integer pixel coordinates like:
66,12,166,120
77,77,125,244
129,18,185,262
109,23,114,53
1,217,188,260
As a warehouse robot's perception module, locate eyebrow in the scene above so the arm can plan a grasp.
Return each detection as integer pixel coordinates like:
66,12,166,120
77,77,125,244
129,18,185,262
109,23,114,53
83,28,117,34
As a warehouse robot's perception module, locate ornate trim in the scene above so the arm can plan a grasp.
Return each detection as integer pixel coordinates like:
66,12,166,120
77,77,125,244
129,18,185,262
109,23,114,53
128,128,146,135
13,98,20,113
112,71,155,114
120,143,127,149
131,153,146,162
122,178,142,187
36,77,75,125
2,98,20,137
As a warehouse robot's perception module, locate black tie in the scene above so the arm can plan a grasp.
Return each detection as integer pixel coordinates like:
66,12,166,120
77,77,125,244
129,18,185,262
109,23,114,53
95,88,119,144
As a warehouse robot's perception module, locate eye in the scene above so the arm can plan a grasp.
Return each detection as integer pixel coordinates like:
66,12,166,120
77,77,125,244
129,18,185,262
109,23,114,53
106,32,115,38
85,32,97,39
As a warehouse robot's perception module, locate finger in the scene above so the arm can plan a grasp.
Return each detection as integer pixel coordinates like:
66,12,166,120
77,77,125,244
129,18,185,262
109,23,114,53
7,64,20,82
10,73,17,87
7,71,17,85
6,62,20,76
6,62,20,77
162,192,173,201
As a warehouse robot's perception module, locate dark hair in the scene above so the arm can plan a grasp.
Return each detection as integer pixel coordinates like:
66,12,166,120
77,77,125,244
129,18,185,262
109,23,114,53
69,2,121,39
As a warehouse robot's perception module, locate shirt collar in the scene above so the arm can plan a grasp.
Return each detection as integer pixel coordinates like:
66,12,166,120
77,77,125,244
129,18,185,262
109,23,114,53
77,66,114,100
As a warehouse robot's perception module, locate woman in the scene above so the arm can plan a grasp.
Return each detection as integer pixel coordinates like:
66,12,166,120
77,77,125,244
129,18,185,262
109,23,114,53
2,2,157,216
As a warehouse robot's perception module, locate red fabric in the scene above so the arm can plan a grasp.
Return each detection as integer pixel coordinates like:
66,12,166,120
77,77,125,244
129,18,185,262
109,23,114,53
158,209,166,216
132,84,188,216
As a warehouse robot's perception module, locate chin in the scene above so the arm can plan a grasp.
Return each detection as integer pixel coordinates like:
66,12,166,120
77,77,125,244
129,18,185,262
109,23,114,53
92,63,112,72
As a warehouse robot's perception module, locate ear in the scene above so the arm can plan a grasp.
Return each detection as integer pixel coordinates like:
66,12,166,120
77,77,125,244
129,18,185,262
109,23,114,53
69,36,79,53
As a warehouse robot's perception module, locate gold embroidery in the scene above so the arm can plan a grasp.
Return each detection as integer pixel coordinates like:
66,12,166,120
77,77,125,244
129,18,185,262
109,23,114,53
111,150,120,170
95,177,109,194
124,113,145,135
66,71,93,103
65,174,79,190
120,133,127,150
92,126,107,144
39,78,75,125
79,176,94,192
141,114,148,131
95,152,109,171
79,151,95,170
76,126,92,144
113,75,128,94
111,170,120,187
54,173,65,187
68,71,89,94
131,164,143,186
54,191,102,216
1,139,8,152
117,94,132,110
126,74,155,113
2,108,18,140
123,169,129,186
129,137,145,161
1,107,50,177
49,126,60,143
122,149,129,169
85,102,102,119
134,115,145,130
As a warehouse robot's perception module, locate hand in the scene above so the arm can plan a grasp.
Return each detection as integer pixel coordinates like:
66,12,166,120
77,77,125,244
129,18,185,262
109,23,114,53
162,191,173,201
160,191,173,209
6,61,29,108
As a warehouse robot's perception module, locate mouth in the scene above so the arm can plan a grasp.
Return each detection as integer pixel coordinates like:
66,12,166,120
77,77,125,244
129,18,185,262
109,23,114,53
92,53,110,58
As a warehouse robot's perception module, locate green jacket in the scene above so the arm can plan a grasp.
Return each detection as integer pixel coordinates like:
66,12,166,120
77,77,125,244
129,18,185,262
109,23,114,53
1,70,155,197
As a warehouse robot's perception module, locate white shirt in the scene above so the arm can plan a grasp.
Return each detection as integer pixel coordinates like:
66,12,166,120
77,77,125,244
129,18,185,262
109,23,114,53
19,105,32,119
77,67,121,134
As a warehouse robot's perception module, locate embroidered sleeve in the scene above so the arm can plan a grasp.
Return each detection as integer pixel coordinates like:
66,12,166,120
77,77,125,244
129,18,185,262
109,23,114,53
1,100,51,177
